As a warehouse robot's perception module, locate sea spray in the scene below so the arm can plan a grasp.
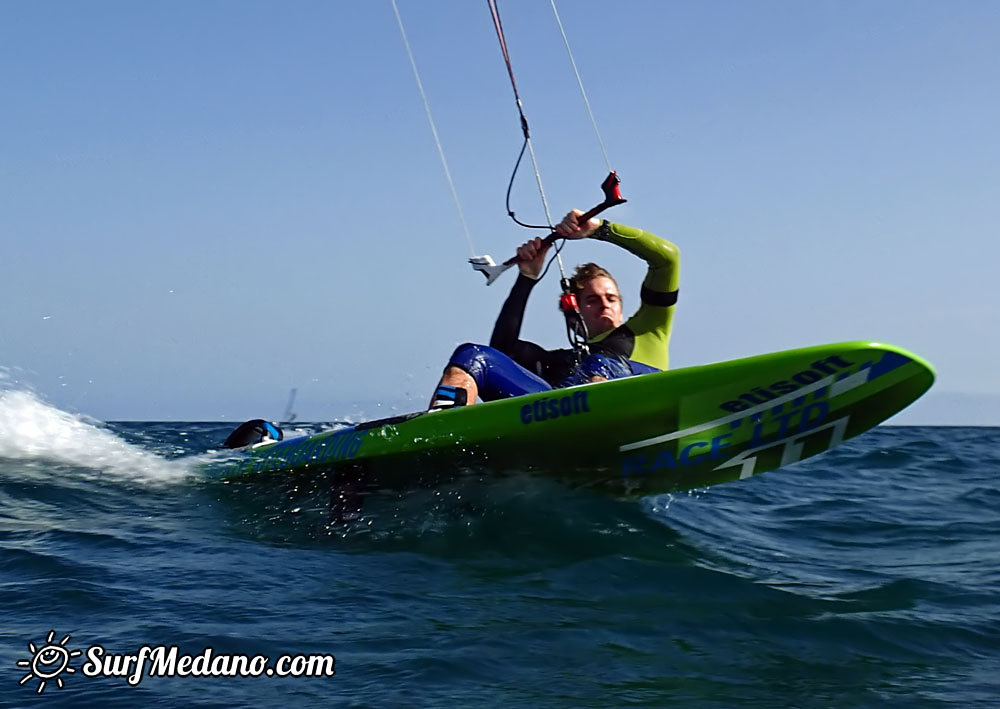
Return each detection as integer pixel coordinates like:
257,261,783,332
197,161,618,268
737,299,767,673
0,386,188,483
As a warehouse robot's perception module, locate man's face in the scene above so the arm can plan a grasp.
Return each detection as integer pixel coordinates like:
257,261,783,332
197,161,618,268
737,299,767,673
578,276,623,336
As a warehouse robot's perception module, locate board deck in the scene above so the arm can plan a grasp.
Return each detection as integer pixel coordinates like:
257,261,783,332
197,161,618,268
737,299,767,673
210,341,934,494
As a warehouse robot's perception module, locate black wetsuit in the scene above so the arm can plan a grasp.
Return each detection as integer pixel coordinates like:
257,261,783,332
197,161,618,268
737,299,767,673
489,220,680,386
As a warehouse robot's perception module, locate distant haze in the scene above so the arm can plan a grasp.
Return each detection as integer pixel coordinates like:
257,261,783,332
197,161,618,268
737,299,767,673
889,392,1000,427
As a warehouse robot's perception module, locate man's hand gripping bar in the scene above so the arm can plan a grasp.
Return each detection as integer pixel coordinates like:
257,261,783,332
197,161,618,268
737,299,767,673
469,172,627,285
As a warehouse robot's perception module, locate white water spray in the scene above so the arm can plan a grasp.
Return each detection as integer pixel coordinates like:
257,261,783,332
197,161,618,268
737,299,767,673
0,387,190,483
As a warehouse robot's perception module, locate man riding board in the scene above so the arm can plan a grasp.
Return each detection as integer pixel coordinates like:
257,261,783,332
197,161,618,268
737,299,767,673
429,208,680,409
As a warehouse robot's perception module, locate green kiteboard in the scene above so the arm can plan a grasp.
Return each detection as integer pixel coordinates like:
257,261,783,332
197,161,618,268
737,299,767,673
213,341,934,495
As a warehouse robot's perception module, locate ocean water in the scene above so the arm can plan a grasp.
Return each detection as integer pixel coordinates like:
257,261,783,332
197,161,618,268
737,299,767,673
1,388,997,708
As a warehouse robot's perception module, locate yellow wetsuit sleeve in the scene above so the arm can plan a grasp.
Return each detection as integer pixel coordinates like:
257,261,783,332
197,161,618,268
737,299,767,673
590,221,680,370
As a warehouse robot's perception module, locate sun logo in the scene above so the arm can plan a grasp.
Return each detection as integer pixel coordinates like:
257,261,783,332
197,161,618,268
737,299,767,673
16,630,82,694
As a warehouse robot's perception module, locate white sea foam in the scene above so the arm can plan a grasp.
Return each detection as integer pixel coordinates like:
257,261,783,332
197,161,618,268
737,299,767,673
0,386,189,483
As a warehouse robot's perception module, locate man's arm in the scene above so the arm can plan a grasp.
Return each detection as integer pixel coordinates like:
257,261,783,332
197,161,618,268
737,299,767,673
489,273,550,366
593,221,680,299
489,264,576,385
591,221,680,370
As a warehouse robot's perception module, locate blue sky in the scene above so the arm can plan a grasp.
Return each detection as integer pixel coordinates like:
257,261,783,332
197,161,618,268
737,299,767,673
2,1,998,423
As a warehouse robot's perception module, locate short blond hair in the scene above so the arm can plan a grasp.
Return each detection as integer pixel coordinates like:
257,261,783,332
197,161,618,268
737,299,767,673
569,262,619,297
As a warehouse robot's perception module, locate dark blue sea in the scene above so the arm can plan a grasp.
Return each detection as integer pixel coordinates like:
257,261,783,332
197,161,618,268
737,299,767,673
1,388,997,707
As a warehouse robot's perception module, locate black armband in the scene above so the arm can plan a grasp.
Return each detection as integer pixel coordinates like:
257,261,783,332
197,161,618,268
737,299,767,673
640,285,678,307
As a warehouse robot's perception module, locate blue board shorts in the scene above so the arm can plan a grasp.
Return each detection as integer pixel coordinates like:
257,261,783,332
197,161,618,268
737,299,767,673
446,343,659,402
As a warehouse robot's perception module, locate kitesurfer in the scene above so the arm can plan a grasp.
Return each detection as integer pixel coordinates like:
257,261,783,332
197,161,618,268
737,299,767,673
429,209,679,409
